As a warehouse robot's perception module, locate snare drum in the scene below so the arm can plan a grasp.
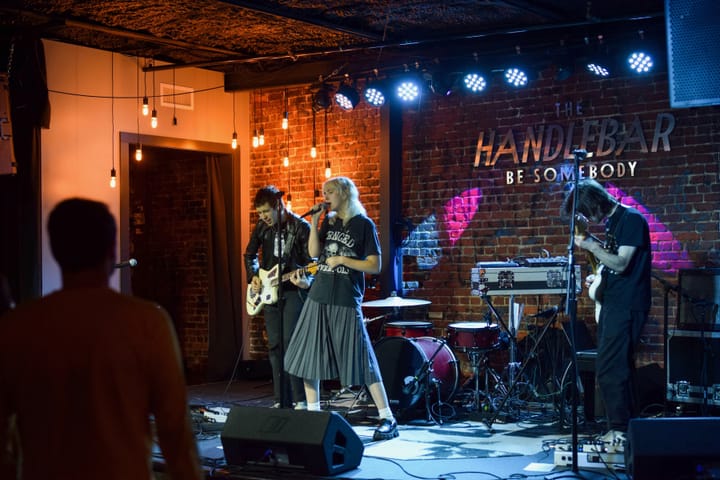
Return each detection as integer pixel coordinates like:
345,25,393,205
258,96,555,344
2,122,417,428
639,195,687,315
384,321,434,338
446,322,500,352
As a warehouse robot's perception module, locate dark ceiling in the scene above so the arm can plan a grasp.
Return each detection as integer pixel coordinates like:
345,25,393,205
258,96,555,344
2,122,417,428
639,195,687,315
1,0,666,90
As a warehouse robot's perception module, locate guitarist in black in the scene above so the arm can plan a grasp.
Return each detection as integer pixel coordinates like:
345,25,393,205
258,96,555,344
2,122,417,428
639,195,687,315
244,185,313,409
562,178,651,454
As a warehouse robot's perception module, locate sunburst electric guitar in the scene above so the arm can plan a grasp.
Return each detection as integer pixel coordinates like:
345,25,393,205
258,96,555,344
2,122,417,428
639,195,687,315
246,262,318,315
575,214,604,323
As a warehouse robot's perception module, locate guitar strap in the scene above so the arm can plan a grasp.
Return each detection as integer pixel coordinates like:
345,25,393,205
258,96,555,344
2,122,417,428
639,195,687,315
603,206,627,276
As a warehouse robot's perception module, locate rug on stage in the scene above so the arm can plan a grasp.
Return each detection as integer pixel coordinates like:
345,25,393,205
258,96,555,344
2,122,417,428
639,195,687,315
357,422,526,461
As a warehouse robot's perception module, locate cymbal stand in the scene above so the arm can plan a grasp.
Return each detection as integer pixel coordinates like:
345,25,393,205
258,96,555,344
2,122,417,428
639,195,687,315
481,294,520,388
483,309,560,430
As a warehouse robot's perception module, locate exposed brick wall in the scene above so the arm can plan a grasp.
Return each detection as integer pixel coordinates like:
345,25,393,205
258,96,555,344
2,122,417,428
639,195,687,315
246,87,382,359
248,68,720,376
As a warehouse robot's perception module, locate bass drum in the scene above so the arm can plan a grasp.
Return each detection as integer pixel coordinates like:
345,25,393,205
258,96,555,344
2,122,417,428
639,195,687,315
373,336,458,412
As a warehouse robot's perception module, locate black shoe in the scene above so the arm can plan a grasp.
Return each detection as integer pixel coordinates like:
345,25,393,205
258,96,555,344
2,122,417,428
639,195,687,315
373,418,399,441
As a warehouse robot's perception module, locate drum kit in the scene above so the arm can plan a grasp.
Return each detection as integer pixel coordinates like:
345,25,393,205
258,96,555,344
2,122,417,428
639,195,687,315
362,293,513,423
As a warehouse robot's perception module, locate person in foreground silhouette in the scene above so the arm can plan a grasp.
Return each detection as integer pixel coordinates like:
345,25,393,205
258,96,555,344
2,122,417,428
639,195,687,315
0,198,202,480
285,176,399,441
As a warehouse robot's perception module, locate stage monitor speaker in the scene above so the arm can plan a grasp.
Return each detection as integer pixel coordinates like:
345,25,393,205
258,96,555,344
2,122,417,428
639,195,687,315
666,0,720,108
626,417,720,480
220,406,364,476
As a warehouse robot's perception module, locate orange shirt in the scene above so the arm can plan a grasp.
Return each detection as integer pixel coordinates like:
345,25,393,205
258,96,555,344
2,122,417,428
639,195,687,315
0,287,202,480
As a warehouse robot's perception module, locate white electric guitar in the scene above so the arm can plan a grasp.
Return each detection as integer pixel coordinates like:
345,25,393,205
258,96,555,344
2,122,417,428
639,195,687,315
246,262,318,315
575,214,604,323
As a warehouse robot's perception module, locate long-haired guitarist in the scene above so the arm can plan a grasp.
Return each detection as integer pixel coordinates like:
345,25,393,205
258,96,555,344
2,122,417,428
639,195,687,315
561,178,651,454
244,185,314,409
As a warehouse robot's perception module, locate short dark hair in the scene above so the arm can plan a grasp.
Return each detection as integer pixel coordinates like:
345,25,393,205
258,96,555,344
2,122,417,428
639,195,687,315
48,198,116,273
561,178,615,221
253,185,283,209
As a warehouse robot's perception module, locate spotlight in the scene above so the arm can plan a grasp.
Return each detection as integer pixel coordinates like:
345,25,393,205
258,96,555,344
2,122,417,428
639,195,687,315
586,62,610,77
313,84,333,112
364,85,386,107
335,83,360,110
627,51,654,74
462,72,487,93
396,78,421,102
504,67,528,87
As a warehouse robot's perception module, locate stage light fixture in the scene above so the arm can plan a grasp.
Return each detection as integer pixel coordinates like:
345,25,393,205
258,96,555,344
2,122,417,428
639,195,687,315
586,62,610,77
504,67,528,87
463,72,487,93
396,78,421,102
335,83,360,110
627,51,654,74
364,85,386,107
313,84,333,112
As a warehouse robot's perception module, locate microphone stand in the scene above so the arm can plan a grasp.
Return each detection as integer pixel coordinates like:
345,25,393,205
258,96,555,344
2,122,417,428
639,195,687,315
274,191,289,408
564,149,585,474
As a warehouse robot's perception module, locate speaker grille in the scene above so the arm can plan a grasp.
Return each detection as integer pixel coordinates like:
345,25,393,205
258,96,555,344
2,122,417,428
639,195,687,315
666,0,720,107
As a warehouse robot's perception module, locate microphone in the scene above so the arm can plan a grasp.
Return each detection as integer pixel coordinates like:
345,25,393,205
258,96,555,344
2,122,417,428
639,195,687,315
114,258,138,269
300,203,328,217
402,375,419,395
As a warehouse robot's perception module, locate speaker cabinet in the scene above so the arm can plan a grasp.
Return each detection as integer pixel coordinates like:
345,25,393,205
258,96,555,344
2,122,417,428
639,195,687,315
667,331,720,406
220,406,364,475
666,0,720,108
626,417,720,480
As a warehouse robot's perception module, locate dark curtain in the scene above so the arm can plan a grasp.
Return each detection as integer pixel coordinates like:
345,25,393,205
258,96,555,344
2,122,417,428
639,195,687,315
206,155,243,381
0,35,48,303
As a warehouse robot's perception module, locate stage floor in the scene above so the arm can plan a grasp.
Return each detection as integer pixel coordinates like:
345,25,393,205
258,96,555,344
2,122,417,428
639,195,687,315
154,377,632,480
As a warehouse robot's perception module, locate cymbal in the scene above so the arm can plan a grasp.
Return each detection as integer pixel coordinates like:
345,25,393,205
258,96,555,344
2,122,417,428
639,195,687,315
361,295,431,308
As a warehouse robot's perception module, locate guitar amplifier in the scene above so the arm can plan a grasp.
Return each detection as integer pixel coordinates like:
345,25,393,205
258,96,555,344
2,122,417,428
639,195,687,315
470,263,581,296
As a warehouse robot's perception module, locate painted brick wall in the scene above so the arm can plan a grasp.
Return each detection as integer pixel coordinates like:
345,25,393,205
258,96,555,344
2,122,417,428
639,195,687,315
247,67,720,376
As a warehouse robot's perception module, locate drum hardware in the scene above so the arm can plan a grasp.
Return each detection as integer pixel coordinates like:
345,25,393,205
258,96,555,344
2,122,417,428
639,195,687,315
483,305,563,430
461,348,508,413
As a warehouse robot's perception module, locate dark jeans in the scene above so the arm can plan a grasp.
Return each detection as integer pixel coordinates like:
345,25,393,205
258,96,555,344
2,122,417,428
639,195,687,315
596,305,647,432
264,288,307,407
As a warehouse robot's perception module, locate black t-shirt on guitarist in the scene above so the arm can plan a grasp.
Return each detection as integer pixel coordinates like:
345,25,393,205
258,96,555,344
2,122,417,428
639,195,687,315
603,205,652,311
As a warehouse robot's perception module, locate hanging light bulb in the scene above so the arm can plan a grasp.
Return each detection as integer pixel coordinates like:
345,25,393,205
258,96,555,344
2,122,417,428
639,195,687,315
135,145,143,161
258,127,265,146
142,96,149,116
325,161,331,179
310,144,317,158
286,193,293,211
231,132,238,149
110,168,117,188
151,109,158,128
283,155,289,167
252,129,259,148
282,111,289,130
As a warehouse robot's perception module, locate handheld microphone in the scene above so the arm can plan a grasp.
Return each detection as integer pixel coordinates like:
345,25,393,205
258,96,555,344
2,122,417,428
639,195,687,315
114,258,138,269
300,203,328,217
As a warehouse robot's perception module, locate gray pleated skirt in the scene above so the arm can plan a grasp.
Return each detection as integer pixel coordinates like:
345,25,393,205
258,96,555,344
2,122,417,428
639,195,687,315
284,298,383,387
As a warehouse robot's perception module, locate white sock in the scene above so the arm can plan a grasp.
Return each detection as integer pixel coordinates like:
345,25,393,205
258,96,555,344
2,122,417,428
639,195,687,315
307,401,321,411
377,407,394,420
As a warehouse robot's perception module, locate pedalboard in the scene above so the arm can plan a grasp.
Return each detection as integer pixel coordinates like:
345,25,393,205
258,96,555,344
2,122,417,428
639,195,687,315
554,450,625,469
